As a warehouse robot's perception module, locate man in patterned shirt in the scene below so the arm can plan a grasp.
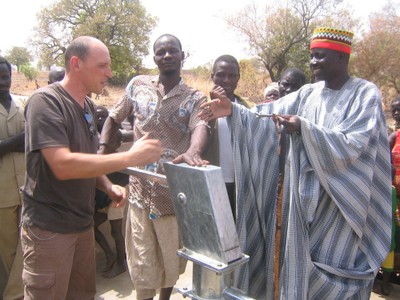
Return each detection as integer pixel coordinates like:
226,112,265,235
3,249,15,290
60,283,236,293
99,34,209,300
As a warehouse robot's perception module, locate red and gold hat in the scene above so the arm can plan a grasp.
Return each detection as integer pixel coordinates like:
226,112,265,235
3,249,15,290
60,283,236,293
310,27,354,54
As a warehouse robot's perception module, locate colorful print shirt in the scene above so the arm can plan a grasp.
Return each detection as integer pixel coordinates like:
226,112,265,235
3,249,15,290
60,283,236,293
109,75,207,217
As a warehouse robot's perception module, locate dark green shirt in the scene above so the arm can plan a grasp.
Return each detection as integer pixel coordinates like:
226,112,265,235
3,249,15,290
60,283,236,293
22,83,98,233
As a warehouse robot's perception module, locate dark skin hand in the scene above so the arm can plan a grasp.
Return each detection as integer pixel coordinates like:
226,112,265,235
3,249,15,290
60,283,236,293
272,114,301,134
98,117,124,154
210,85,227,100
0,132,25,158
172,124,210,166
199,89,301,134
100,112,209,167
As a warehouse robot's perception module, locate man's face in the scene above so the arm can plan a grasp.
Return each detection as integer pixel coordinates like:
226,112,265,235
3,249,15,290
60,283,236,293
153,37,183,76
278,73,302,97
265,89,280,102
392,100,400,123
79,42,112,95
0,63,11,98
310,48,341,83
211,61,240,98
96,107,109,132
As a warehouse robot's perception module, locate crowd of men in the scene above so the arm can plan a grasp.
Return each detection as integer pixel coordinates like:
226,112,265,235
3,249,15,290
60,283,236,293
0,26,397,300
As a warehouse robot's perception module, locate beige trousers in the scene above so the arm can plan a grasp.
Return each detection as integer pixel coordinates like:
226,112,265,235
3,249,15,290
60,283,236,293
0,205,23,300
125,203,186,299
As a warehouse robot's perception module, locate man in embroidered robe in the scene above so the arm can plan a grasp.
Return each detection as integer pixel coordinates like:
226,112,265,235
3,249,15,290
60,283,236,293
199,27,392,299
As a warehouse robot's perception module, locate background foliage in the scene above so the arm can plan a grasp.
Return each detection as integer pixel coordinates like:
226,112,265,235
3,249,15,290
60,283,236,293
31,0,156,84
3,0,400,105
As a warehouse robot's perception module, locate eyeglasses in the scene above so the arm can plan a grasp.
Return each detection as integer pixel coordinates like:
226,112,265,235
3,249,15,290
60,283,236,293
84,111,97,139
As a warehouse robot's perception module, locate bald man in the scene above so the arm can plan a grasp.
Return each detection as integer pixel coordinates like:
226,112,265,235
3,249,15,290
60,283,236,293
21,36,162,299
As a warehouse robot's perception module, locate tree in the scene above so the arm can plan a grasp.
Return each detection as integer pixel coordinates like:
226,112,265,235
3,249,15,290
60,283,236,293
6,47,32,73
20,64,39,81
32,0,157,84
225,0,357,81
237,58,268,102
351,3,400,104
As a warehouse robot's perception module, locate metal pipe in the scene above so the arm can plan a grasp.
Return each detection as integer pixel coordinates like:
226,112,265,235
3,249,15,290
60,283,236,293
120,167,167,185
122,164,255,300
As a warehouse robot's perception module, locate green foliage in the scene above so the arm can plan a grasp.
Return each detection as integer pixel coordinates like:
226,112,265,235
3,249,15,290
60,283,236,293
237,58,268,102
190,64,212,80
184,58,267,102
6,47,32,72
20,64,39,81
32,0,157,82
226,0,353,81
351,2,400,104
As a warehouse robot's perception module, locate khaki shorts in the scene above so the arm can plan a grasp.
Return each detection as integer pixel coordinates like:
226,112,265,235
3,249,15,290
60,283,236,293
125,203,186,299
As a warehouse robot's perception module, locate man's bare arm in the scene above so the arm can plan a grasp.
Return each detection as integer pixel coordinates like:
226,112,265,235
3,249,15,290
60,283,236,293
172,124,209,166
98,116,122,154
41,134,162,180
96,174,127,208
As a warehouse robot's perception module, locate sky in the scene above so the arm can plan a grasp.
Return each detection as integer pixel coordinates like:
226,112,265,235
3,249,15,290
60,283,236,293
0,0,388,69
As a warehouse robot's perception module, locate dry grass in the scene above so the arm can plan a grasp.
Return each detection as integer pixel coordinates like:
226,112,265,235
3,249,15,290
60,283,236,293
11,71,394,128
11,71,124,109
183,73,213,97
11,71,217,109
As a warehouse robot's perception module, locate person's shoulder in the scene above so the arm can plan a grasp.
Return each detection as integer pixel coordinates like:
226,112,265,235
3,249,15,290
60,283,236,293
349,77,379,92
125,75,159,99
388,127,396,138
29,83,58,98
11,94,29,108
25,84,66,111
236,95,255,108
349,78,382,102
303,81,323,92
192,89,207,101
180,82,207,101
125,75,158,94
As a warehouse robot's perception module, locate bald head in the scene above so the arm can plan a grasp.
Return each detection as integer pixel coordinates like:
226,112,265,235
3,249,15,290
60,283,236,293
62,36,112,98
48,66,65,84
64,36,107,72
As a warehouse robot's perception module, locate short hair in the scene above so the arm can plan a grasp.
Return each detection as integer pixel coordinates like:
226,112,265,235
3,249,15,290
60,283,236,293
96,105,108,113
64,36,94,71
0,56,12,76
212,55,240,74
391,97,400,106
48,66,65,84
280,67,306,86
153,34,182,53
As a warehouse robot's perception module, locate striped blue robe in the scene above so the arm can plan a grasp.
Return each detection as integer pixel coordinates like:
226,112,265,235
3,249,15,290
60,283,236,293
230,78,392,299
